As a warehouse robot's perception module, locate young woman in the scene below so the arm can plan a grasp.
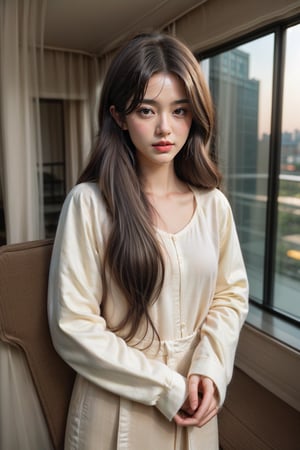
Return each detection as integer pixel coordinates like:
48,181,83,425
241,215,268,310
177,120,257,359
48,32,248,450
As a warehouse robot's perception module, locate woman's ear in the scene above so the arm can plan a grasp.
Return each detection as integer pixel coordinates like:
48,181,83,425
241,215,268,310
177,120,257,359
110,106,128,130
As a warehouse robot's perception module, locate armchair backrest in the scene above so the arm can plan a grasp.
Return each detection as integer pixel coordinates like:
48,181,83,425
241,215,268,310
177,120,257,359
0,240,75,450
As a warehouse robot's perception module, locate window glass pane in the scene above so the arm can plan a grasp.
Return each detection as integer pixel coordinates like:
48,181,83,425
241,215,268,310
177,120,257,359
206,34,274,303
274,24,300,319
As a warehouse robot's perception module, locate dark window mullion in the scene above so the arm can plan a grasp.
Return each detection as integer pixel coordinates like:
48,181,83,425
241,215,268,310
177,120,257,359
263,26,286,307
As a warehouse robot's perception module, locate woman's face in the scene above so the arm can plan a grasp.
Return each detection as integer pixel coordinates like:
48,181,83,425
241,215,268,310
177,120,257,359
122,72,193,170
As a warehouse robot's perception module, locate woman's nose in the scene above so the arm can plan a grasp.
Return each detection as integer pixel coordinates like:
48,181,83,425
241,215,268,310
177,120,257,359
155,114,171,136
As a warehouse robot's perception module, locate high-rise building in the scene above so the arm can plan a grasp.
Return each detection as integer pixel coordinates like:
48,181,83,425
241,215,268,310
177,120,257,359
209,49,259,195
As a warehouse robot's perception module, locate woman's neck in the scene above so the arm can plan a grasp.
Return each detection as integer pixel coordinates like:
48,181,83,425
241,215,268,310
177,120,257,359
138,163,188,196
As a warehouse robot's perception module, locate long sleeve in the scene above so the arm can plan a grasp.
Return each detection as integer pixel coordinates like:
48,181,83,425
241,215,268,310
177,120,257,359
188,190,249,405
47,183,188,421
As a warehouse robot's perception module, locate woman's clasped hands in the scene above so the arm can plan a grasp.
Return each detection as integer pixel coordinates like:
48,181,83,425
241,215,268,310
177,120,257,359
174,375,219,428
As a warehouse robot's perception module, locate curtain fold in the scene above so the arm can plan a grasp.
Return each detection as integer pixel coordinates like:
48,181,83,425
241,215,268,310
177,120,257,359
0,0,46,243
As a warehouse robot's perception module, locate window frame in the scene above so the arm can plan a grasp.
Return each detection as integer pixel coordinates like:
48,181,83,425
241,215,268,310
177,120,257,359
197,15,300,331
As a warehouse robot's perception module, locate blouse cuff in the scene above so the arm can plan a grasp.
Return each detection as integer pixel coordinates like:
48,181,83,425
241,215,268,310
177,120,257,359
155,372,188,421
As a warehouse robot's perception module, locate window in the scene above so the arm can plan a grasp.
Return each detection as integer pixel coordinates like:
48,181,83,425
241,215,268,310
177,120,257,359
200,20,300,325
274,24,300,319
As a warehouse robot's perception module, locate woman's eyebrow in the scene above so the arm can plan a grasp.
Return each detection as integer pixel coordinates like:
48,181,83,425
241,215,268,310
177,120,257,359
141,98,190,105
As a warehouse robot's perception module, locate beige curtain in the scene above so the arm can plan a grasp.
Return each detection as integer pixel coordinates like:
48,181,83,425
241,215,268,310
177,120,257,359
0,0,46,244
0,10,100,244
41,49,100,190
0,341,53,450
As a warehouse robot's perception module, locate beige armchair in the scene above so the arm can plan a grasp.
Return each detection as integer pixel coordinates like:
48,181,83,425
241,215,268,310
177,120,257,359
0,240,75,450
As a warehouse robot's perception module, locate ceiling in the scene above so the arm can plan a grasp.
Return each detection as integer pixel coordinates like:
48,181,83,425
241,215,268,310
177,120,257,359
44,0,207,55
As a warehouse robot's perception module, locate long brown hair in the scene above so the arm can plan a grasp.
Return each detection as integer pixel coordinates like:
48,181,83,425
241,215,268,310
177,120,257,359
78,32,221,343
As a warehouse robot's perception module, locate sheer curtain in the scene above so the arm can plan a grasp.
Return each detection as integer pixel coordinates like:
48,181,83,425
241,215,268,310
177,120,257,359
0,0,46,244
0,4,54,448
0,3,100,449
0,5,100,244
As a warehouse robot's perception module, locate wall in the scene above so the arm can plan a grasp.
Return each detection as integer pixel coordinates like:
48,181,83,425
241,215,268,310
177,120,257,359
219,367,300,450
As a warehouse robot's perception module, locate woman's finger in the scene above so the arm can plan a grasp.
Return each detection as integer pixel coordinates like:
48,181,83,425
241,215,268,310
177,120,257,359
174,403,219,428
196,405,219,427
188,375,201,411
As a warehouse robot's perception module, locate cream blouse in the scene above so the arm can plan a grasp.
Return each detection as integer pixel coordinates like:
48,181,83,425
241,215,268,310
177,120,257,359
48,182,248,422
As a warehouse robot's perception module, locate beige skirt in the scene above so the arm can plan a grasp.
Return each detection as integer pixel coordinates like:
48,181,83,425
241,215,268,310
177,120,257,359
65,332,219,450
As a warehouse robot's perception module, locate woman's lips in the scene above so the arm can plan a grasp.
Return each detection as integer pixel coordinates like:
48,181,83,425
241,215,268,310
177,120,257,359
152,142,173,152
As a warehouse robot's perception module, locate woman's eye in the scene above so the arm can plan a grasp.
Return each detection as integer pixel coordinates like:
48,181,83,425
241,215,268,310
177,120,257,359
174,107,187,116
137,108,154,116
